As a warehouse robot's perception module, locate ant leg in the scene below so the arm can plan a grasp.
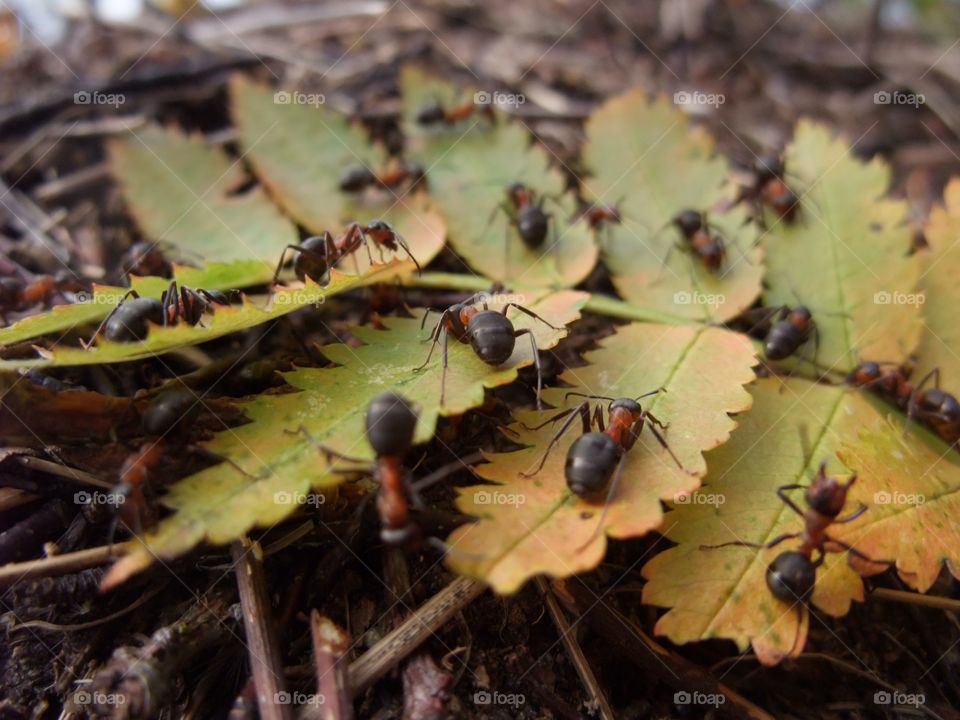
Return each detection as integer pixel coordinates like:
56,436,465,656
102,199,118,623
594,403,605,433
700,532,800,551
283,425,370,467
520,401,591,478
407,451,486,499
390,231,422,274
576,451,627,553
521,405,580,432
834,502,867,524
516,328,544,410
745,306,786,337
906,367,941,428
81,289,139,349
775,484,808,517
439,327,450,407
184,444,255,479
653,243,681,284
414,313,449,368
500,302,562,330
632,415,684,470
272,245,304,286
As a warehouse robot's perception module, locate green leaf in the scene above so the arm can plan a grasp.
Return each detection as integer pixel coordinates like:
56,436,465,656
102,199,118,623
761,120,923,374
0,261,271,349
230,75,446,276
100,291,586,588
582,91,763,322
0,263,406,369
640,377,926,665
444,322,756,593
399,67,598,288
108,124,298,262
914,177,960,388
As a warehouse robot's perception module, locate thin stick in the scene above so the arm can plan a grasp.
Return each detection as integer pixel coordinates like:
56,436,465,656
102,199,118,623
310,611,354,720
17,456,112,489
348,576,486,693
0,543,129,588
231,538,291,720
870,587,960,612
536,578,615,720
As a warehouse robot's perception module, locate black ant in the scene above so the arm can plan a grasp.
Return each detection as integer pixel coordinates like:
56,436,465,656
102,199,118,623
83,282,242,347
338,161,425,194
744,153,800,224
415,98,495,128
413,293,561,409
121,241,172,278
519,389,686,551
701,461,895,653
272,221,421,287
746,305,819,362
290,391,470,551
660,209,730,274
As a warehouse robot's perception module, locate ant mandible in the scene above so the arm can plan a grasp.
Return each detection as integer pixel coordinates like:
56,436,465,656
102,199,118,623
519,389,686,551
415,98,495,128
413,293,561,409
338,161,425,194
272,221,421,287
82,281,242,347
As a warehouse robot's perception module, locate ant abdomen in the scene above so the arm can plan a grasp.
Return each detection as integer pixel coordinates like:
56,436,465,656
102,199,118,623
764,323,800,361
339,164,376,193
565,432,621,496
104,297,164,342
141,389,200,436
365,391,418,457
466,311,516,365
517,205,549,249
766,550,816,602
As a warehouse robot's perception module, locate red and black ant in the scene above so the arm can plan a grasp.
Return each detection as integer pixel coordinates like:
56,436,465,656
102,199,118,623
519,389,686,551
338,161,425,194
83,281,242,347
701,461,895,652
290,391,473,551
489,182,561,252
0,271,84,323
582,202,622,231
414,293,561,409
744,153,801,224
415,98,495,128
660,209,731,274
121,241,172,279
742,304,819,362
272,221,421,287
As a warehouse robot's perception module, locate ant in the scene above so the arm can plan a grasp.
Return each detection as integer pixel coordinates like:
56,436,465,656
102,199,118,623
272,221,421,287
701,461,895,652
750,305,819,362
415,98,495,128
83,282,242,347
745,153,800,224
338,161,425,194
583,202,622,230
660,209,730,274
121,241,172,278
414,293,561,409
0,271,83,323
492,182,558,252
290,391,468,551
519,389,686,551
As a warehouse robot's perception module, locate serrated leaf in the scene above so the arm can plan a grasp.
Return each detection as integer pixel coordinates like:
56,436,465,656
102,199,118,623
914,177,960,388
101,291,586,588
444,322,756,593
108,124,298,262
582,91,763,323
761,120,923,374
641,377,917,665
0,263,405,369
399,67,597,288
230,75,446,273
0,261,272,349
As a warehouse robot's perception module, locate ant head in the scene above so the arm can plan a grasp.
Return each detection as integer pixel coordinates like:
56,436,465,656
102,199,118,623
849,361,882,385
673,209,703,236
609,397,642,416
805,462,854,517
754,153,784,181
766,550,815,602
141,389,199,436
790,305,812,322
0,276,22,303
338,164,376,193
365,391,419,458
415,100,445,125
